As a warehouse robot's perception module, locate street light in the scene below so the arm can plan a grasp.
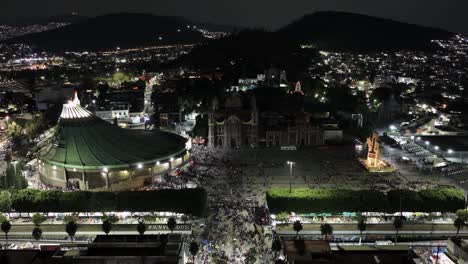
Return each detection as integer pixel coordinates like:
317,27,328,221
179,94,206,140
102,167,109,189
287,161,295,193
11,161,17,175
11,160,17,189
434,146,439,151
425,141,430,146
447,149,463,163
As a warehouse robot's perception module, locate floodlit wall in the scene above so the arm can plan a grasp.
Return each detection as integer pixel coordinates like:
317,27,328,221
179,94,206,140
38,151,191,191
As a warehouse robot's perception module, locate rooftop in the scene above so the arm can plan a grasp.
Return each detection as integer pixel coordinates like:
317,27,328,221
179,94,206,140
39,93,187,170
418,135,468,152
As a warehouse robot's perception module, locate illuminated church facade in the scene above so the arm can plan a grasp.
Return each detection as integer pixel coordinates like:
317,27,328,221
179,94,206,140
208,93,259,148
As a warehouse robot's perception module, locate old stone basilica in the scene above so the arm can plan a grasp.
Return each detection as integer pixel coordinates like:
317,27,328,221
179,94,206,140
208,82,329,149
208,93,259,148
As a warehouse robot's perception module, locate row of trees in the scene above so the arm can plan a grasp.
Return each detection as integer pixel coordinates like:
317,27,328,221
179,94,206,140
0,162,28,190
0,214,186,249
266,188,465,213
290,216,404,244
0,188,207,216
290,214,467,245
5,114,53,143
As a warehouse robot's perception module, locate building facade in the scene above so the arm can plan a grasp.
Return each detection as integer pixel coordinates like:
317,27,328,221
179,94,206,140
208,93,258,148
265,112,323,147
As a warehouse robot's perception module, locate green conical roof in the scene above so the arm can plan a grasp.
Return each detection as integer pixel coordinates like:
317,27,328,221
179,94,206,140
40,97,186,170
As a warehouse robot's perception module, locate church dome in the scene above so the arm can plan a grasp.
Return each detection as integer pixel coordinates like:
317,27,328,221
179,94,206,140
225,93,243,108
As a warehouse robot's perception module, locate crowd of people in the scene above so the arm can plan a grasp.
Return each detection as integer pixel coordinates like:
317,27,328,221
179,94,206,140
189,145,276,264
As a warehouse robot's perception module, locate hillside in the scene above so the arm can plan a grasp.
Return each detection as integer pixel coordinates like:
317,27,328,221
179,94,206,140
4,13,205,51
0,13,87,26
173,11,455,71
277,11,454,51
172,29,316,76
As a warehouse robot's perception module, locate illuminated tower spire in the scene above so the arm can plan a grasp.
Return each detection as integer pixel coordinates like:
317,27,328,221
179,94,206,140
72,91,81,105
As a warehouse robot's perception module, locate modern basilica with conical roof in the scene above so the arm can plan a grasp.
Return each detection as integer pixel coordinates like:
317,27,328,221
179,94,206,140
38,93,190,191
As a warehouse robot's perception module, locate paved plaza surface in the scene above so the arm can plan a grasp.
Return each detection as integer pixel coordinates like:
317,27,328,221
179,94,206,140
186,144,461,263
197,145,452,192
381,143,466,192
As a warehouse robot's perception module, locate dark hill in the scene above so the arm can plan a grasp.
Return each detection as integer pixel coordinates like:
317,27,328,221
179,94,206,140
4,13,205,51
0,13,87,25
173,11,454,71
277,11,454,51
173,29,315,76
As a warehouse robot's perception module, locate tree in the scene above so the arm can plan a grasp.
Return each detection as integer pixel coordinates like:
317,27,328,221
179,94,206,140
271,238,282,260
357,218,368,242
101,213,119,224
137,221,147,236
96,83,111,109
4,121,23,142
0,191,12,213
189,241,199,263
1,220,11,248
102,220,112,235
32,227,42,244
276,212,290,224
181,215,189,223
167,217,177,233
5,161,27,190
456,209,468,222
63,215,78,224
65,221,78,244
192,115,208,138
293,220,303,238
24,114,45,140
393,217,404,243
320,223,333,240
32,213,47,227
454,217,465,238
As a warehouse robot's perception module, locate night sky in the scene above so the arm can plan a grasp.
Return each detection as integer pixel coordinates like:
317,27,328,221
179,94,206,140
3,0,467,34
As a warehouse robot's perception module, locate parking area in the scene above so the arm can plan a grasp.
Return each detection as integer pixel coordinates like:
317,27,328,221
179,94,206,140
381,137,467,191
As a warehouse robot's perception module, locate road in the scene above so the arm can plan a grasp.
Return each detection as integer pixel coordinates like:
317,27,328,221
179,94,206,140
275,222,468,239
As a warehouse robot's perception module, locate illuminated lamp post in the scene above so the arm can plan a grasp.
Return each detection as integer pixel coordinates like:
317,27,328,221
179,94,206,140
169,157,174,170
448,149,463,164
12,160,17,177
103,167,109,189
287,161,295,193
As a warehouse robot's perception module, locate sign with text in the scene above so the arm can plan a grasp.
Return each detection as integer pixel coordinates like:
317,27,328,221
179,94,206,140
147,224,191,231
